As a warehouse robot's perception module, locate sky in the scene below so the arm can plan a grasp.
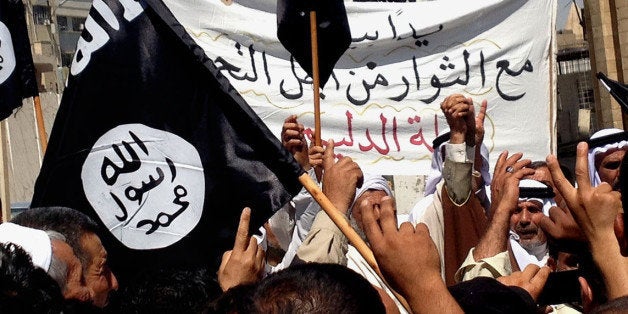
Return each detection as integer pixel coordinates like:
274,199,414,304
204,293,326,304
557,0,584,30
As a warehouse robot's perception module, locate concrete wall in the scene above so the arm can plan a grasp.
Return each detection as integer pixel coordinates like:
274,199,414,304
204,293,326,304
585,0,627,129
3,93,60,206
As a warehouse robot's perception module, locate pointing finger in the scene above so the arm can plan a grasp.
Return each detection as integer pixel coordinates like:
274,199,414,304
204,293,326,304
233,207,251,251
574,142,592,194
361,199,384,246
322,139,335,173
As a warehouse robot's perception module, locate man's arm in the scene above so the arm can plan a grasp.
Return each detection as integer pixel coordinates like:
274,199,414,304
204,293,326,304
280,114,309,170
472,152,534,262
217,208,265,291
547,142,628,300
295,140,363,265
440,94,475,205
360,196,463,314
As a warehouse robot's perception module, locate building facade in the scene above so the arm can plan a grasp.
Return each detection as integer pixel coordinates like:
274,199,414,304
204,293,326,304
23,0,90,94
557,0,627,162
584,0,628,130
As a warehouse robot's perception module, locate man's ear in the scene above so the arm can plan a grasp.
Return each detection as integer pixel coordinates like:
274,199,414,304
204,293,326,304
614,213,627,256
579,276,594,313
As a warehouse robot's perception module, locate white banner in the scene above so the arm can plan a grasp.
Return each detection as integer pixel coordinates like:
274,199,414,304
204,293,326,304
164,0,557,175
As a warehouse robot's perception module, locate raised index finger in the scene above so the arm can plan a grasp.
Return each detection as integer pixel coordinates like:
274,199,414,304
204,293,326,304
322,139,336,173
233,207,252,251
546,154,577,205
574,142,592,193
476,100,487,126
378,196,398,235
283,114,297,124
360,199,384,246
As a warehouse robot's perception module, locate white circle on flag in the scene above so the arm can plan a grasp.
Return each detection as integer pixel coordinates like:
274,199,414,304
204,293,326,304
0,22,17,84
81,124,205,249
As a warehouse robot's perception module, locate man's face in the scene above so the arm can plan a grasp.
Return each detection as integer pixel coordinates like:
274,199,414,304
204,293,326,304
510,200,547,250
595,148,627,189
51,239,92,302
80,232,119,308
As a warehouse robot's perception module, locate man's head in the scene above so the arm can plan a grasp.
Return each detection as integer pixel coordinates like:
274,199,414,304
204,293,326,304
48,232,92,303
213,263,386,313
510,179,555,251
587,128,628,189
120,267,221,313
348,174,392,241
12,207,118,307
0,223,92,304
0,242,64,313
595,148,625,188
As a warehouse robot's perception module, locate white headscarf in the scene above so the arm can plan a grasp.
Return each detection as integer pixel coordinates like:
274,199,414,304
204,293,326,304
517,179,556,216
348,174,393,215
588,128,628,186
424,132,492,196
0,222,52,271
509,231,549,270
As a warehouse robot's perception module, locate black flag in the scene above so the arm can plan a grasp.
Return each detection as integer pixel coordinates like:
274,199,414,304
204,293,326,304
0,0,39,120
277,0,351,87
31,0,303,282
597,72,628,113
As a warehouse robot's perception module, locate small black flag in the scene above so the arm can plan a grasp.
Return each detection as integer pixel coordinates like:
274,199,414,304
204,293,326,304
31,0,303,281
597,72,628,113
0,0,39,120
277,0,351,87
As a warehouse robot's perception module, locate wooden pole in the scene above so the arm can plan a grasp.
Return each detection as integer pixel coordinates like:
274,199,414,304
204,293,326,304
309,11,323,182
33,96,47,154
0,120,10,222
299,173,411,312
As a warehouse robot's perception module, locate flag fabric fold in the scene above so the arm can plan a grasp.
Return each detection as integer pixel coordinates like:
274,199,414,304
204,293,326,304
277,0,351,87
0,0,39,120
597,72,628,113
31,0,303,281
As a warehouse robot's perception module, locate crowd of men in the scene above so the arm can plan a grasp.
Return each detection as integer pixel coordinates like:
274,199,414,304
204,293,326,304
1,94,627,313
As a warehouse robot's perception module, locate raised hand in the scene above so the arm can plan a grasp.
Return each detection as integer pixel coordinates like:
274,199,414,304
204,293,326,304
281,115,309,169
441,94,474,144
497,264,551,301
546,143,621,244
217,208,265,291
321,139,363,214
360,196,463,313
546,142,627,299
536,205,585,243
489,151,534,215
474,100,487,147
308,137,324,169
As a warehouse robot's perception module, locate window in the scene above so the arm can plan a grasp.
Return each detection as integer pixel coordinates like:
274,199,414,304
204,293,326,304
33,5,51,25
57,16,68,31
577,79,594,110
72,17,86,32
61,52,74,67
558,58,591,75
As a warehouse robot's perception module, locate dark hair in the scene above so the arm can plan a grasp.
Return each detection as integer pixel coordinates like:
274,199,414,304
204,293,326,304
527,160,548,170
589,295,628,314
0,242,64,313
559,164,575,186
119,267,221,314
212,263,386,314
11,207,99,268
